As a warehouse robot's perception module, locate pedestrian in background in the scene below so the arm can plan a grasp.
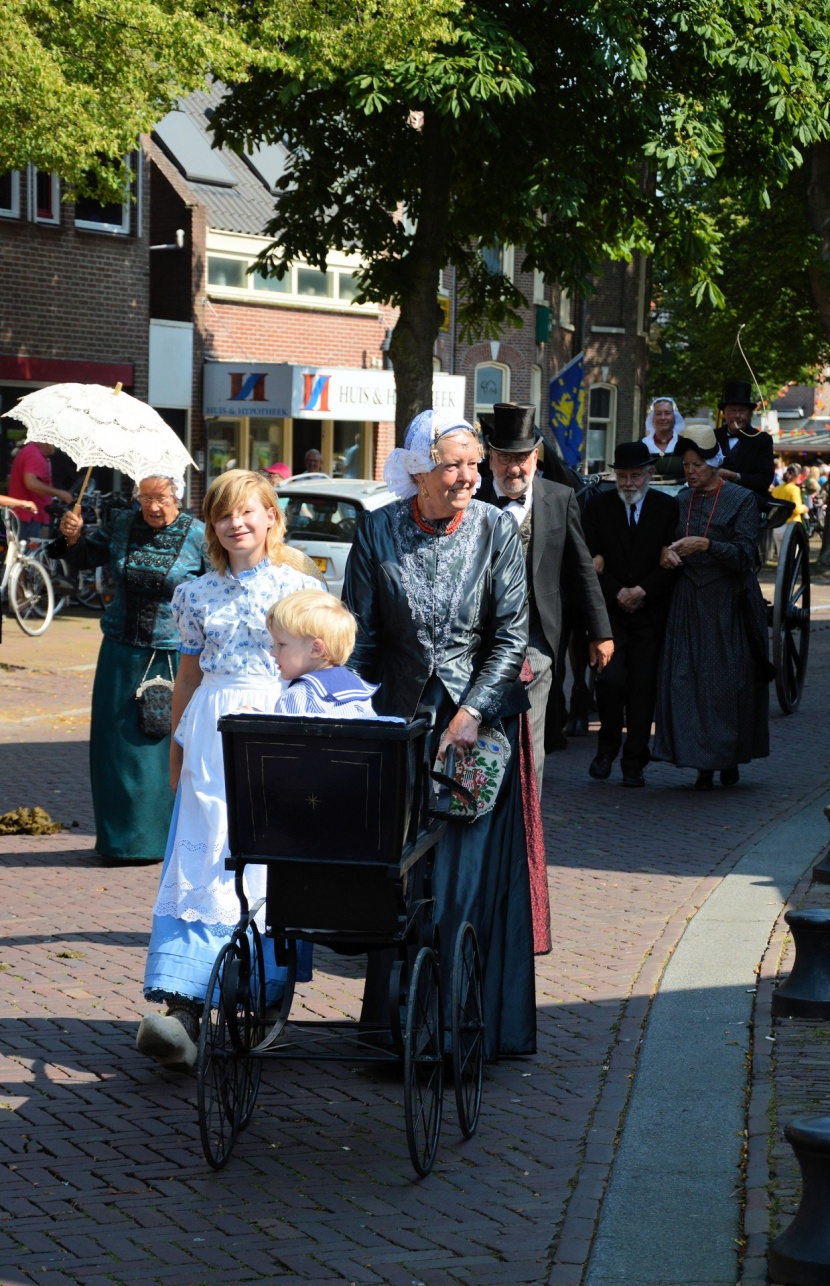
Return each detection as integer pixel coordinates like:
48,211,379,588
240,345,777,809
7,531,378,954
653,427,770,790
8,440,74,537
582,441,679,787
771,465,807,557
54,476,205,863
642,395,686,480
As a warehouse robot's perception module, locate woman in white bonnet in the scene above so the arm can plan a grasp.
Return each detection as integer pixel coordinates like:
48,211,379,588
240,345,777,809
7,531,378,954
643,395,686,480
343,408,545,1060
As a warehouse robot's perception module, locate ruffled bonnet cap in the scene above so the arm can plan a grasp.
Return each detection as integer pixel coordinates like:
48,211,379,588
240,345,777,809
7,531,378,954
645,395,685,436
383,409,481,500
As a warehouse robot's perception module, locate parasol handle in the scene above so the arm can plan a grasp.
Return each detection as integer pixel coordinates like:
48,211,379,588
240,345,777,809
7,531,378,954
73,465,94,515
114,382,123,395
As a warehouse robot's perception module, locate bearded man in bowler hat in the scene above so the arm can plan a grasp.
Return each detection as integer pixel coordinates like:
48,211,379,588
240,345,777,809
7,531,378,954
715,380,774,500
478,403,613,796
581,440,679,786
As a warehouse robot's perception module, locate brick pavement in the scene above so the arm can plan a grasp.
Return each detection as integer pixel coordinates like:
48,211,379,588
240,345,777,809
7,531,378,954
1,599,829,1285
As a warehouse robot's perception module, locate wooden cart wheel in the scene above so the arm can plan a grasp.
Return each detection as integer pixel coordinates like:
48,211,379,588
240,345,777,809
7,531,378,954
451,923,484,1139
197,942,246,1170
773,522,811,714
403,946,444,1177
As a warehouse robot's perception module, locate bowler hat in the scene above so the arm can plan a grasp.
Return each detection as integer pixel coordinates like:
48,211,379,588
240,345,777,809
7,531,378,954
612,441,652,470
482,403,542,453
719,380,755,409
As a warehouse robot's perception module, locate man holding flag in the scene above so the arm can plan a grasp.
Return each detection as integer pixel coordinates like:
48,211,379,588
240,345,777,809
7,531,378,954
478,403,612,796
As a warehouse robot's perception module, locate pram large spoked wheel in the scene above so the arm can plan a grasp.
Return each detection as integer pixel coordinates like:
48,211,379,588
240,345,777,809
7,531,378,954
451,922,484,1138
404,946,444,1177
197,918,266,1171
773,521,811,714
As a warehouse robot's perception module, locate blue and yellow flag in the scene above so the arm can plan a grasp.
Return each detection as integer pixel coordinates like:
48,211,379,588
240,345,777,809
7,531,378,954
548,353,585,467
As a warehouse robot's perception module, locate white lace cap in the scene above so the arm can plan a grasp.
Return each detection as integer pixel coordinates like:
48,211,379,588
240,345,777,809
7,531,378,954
133,474,186,501
383,409,481,499
645,395,685,436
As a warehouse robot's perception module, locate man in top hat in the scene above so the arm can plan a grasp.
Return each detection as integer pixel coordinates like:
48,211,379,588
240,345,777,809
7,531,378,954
477,403,613,796
715,379,774,500
581,441,679,786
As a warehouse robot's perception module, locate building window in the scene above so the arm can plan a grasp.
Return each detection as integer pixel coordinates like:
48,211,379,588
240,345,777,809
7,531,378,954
75,173,130,235
480,242,514,282
533,270,546,304
558,287,573,329
530,365,542,429
207,254,371,309
474,362,509,417
586,384,617,472
0,171,20,219
29,168,59,224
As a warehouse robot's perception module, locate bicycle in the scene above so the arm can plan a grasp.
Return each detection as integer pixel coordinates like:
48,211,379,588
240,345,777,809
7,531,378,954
0,508,55,636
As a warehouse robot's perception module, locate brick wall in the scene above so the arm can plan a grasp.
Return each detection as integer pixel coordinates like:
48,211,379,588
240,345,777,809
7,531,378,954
0,156,151,399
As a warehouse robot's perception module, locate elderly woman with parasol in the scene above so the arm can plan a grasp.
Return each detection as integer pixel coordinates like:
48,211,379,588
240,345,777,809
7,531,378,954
8,384,206,863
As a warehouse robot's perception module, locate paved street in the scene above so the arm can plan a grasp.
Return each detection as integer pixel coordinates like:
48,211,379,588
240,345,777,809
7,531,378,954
1,589,829,1286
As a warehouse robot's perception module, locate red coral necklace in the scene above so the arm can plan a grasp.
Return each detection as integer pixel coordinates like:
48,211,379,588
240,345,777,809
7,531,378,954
412,498,465,535
685,480,724,540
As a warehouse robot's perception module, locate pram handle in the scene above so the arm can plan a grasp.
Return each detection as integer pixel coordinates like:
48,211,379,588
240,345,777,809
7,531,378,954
429,746,477,821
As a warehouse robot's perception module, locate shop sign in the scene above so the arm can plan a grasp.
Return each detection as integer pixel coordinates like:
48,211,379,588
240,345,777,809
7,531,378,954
204,361,465,421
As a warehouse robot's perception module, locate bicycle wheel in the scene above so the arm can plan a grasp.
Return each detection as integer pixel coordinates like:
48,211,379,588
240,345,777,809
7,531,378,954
9,557,55,636
29,548,69,615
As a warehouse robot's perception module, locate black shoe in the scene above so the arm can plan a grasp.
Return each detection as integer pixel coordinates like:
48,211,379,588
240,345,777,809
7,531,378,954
566,716,589,737
589,754,614,780
694,770,715,792
621,767,644,788
720,767,740,787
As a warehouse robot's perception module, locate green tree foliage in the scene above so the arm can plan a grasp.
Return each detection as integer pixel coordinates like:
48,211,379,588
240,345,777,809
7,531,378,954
211,0,830,435
0,0,246,199
650,170,830,411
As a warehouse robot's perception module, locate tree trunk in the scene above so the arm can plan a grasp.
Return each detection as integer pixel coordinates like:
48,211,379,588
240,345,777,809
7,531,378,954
389,118,453,444
806,143,830,571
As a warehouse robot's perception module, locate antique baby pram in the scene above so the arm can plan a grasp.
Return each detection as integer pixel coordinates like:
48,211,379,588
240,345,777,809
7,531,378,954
195,713,484,1178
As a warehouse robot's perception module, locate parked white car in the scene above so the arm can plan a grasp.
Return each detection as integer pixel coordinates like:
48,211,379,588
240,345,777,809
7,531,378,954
277,477,396,597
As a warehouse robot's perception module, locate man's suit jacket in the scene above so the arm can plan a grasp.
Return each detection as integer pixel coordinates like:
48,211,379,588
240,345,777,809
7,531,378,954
478,474,610,659
715,426,774,498
581,487,679,630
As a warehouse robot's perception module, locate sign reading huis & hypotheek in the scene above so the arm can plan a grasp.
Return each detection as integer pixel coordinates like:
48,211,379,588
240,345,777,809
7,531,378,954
203,362,465,421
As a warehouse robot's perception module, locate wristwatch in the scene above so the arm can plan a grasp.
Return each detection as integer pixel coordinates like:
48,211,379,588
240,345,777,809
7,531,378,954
460,704,483,725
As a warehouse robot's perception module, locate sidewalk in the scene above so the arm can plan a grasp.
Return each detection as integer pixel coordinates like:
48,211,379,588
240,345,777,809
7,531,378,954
0,599,828,1285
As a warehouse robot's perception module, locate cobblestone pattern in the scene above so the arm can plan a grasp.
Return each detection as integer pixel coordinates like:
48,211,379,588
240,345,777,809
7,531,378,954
1,611,828,1284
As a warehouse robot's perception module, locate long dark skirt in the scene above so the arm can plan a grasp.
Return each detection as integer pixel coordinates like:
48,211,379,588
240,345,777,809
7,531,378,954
653,573,769,770
362,681,537,1060
89,637,178,861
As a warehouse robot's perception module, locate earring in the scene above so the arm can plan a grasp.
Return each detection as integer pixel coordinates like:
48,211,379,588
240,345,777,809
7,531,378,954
420,485,429,498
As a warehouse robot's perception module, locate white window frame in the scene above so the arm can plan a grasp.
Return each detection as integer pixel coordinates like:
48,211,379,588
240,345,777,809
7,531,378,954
558,287,574,329
586,382,617,469
74,158,131,234
530,364,542,429
206,251,376,313
28,167,60,225
480,242,514,282
0,170,20,219
532,270,546,304
473,362,510,418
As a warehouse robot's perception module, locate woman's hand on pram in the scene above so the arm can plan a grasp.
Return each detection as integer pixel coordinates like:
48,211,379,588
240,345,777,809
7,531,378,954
436,708,480,761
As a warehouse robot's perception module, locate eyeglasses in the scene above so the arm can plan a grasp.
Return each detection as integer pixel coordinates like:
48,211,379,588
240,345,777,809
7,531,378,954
490,449,535,465
138,494,174,507
615,470,647,483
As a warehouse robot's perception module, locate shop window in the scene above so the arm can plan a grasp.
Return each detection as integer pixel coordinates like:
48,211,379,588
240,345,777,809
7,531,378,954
586,384,616,472
207,256,247,289
0,171,20,219
474,362,509,416
206,421,240,488
29,168,59,225
296,266,334,298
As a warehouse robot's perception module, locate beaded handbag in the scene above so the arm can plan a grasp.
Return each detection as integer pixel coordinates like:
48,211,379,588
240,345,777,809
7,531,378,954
135,651,175,739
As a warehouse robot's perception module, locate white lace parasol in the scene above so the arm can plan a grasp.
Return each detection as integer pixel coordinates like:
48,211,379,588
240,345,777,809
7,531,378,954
3,383,197,482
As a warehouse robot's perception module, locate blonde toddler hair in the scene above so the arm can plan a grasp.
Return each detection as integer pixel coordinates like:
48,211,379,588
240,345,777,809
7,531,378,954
203,469,309,575
266,590,357,667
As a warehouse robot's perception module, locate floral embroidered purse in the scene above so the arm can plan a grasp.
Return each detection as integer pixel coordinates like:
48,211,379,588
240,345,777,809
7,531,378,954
433,726,511,819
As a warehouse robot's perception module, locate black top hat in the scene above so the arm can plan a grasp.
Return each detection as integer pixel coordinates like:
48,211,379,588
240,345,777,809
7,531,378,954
482,403,542,453
719,380,755,409
612,440,652,470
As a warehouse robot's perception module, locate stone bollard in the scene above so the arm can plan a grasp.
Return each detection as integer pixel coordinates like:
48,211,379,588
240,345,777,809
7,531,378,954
769,1116,830,1284
813,845,830,885
771,909,830,1020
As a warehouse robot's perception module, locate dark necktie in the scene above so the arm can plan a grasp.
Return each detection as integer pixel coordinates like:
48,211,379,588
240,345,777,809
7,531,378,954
629,503,637,527
495,494,513,510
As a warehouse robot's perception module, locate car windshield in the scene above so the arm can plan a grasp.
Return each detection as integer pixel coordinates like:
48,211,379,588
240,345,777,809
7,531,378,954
283,496,360,543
